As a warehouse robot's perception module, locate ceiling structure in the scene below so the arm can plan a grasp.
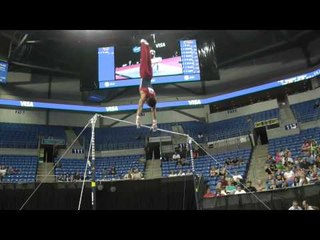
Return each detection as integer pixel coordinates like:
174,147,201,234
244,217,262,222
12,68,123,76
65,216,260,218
1,30,320,105
1,30,318,74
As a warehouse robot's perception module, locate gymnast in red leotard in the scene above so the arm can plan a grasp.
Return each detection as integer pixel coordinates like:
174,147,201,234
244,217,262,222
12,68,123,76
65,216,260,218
136,39,157,131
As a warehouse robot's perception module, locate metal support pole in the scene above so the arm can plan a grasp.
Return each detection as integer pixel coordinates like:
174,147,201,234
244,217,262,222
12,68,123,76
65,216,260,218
90,114,98,210
188,136,200,210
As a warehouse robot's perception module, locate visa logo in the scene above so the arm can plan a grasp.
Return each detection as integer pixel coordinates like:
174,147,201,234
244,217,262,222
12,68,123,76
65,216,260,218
20,101,34,107
155,42,166,48
106,106,118,112
188,100,201,105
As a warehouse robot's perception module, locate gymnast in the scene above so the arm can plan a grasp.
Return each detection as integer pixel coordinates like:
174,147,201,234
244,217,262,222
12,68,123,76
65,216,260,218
136,39,157,131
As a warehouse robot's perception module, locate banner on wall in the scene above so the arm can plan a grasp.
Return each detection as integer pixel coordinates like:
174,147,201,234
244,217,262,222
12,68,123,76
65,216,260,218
254,118,279,128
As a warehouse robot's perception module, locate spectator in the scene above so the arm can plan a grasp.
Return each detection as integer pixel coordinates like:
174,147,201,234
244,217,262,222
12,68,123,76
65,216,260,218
74,171,80,180
275,150,282,163
265,164,273,175
295,166,305,179
307,165,318,183
0,167,7,179
177,158,185,167
193,148,199,159
7,166,19,175
276,161,285,171
225,158,232,166
215,181,222,189
131,168,143,180
219,166,227,176
282,155,289,166
123,170,132,180
288,200,302,210
266,174,274,189
294,156,301,166
172,151,181,161
234,185,246,195
301,140,311,154
302,200,316,210
283,167,295,186
219,176,228,188
168,170,177,177
299,176,308,186
245,180,257,192
256,179,265,192
215,188,226,197
220,187,228,196
291,177,300,187
210,166,218,177
109,166,117,175
306,151,316,165
315,155,320,168
232,157,240,166
102,168,108,179
203,186,215,198
160,155,169,162
274,168,283,178
237,157,245,165
267,179,277,190
270,163,277,172
286,152,294,164
225,179,236,194
266,154,275,165
275,175,285,189
232,171,243,182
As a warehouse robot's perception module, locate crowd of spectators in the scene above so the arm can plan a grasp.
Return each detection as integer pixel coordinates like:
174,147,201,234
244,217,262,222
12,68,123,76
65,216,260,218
260,139,320,192
203,137,320,204
0,165,20,181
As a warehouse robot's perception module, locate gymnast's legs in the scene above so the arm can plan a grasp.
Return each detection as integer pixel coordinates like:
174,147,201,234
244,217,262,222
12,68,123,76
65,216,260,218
136,90,147,128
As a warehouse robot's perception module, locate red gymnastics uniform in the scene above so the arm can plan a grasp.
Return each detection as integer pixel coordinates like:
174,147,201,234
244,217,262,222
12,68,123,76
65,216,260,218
139,40,156,98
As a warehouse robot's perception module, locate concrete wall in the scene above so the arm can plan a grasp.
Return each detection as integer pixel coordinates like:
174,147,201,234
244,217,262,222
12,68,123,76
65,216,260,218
0,108,46,125
0,108,96,127
299,120,320,130
311,77,320,89
267,126,300,140
0,148,38,156
100,148,145,157
208,99,278,123
0,106,207,128
288,88,320,105
48,110,94,127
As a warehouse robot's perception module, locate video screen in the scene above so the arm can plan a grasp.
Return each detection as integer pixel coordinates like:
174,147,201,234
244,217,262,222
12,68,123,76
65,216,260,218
0,60,8,84
98,36,201,89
